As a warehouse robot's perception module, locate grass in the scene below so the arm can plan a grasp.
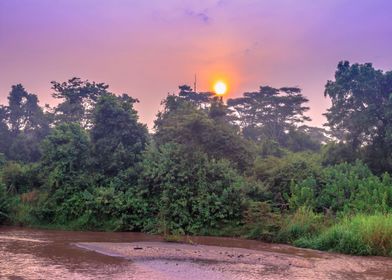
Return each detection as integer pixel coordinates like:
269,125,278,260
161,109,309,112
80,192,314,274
295,214,392,256
277,207,325,243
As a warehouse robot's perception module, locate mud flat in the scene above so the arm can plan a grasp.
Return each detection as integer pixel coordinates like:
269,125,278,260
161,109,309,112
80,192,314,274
2,227,392,280
76,241,392,280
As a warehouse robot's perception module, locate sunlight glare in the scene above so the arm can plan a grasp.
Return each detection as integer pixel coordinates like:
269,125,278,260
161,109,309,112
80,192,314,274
214,81,227,95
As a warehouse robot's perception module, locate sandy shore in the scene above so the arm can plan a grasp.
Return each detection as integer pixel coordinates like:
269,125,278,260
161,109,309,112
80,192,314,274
76,241,392,280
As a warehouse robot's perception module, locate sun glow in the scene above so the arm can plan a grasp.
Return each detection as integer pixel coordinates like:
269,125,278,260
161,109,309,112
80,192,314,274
214,81,227,95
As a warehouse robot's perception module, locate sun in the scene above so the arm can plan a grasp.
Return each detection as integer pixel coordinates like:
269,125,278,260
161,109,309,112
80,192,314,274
214,81,227,95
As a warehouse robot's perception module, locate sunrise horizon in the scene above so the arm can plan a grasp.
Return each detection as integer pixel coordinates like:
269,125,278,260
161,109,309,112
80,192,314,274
2,1,392,277
2,0,392,129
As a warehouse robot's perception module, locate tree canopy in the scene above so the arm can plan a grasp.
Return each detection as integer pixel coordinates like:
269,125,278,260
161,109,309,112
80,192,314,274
227,86,311,145
154,92,255,171
324,61,392,172
91,93,148,178
0,84,50,162
51,77,109,128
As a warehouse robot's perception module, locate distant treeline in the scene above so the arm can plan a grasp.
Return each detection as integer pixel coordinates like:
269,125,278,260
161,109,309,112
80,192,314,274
1,61,392,256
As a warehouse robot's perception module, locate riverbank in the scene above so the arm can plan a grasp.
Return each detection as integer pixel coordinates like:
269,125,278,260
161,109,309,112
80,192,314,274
8,209,392,257
1,226,392,279
76,241,392,280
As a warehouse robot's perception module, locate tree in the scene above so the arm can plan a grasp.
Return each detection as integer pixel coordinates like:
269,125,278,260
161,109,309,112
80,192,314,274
297,125,330,145
284,128,321,152
324,61,392,173
154,94,254,171
0,107,11,156
41,123,92,192
6,84,48,135
227,86,310,145
8,133,44,163
51,77,109,128
1,84,50,162
178,85,214,109
91,93,148,178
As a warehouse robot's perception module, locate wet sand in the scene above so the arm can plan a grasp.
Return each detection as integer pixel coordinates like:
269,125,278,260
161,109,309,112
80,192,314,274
1,226,392,280
76,241,392,280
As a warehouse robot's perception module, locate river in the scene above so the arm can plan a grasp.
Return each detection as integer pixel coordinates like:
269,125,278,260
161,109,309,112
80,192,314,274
1,226,391,279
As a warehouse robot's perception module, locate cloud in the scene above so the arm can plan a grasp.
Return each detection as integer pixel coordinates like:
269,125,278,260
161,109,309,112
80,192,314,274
184,9,210,24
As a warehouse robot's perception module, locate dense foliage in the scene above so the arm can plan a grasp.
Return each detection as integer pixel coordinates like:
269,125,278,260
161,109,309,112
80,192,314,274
91,93,148,178
138,143,244,234
324,61,392,173
1,61,392,256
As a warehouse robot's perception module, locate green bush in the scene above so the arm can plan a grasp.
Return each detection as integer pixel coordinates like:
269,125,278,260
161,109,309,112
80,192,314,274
253,152,322,207
40,123,92,193
290,161,392,214
289,178,317,210
139,143,245,235
1,162,41,194
32,186,147,231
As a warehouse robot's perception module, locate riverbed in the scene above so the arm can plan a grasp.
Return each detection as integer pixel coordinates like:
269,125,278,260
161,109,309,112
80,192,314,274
0,226,391,279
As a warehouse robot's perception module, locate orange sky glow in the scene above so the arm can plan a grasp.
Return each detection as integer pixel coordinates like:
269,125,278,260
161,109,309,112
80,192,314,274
1,0,392,129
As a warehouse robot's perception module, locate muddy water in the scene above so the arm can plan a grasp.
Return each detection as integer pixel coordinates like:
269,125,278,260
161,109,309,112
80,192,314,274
1,226,392,280
0,226,167,279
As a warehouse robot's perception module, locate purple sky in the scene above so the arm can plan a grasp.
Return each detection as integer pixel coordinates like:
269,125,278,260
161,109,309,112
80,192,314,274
1,0,392,128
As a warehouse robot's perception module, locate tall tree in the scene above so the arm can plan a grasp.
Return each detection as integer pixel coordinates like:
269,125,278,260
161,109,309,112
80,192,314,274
227,86,310,145
91,93,148,178
1,85,50,162
5,84,49,135
51,77,108,128
0,107,10,156
324,61,392,172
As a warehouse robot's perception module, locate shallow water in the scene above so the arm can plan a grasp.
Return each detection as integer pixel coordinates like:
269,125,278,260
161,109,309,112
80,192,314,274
0,226,165,279
0,226,391,280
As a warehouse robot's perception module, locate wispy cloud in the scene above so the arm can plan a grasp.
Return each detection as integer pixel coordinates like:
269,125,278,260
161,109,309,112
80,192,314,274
184,9,210,24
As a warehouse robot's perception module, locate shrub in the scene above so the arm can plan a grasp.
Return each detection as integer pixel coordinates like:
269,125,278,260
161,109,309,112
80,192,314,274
289,178,317,210
290,161,392,214
32,186,147,231
138,143,245,235
253,152,322,207
1,162,41,194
